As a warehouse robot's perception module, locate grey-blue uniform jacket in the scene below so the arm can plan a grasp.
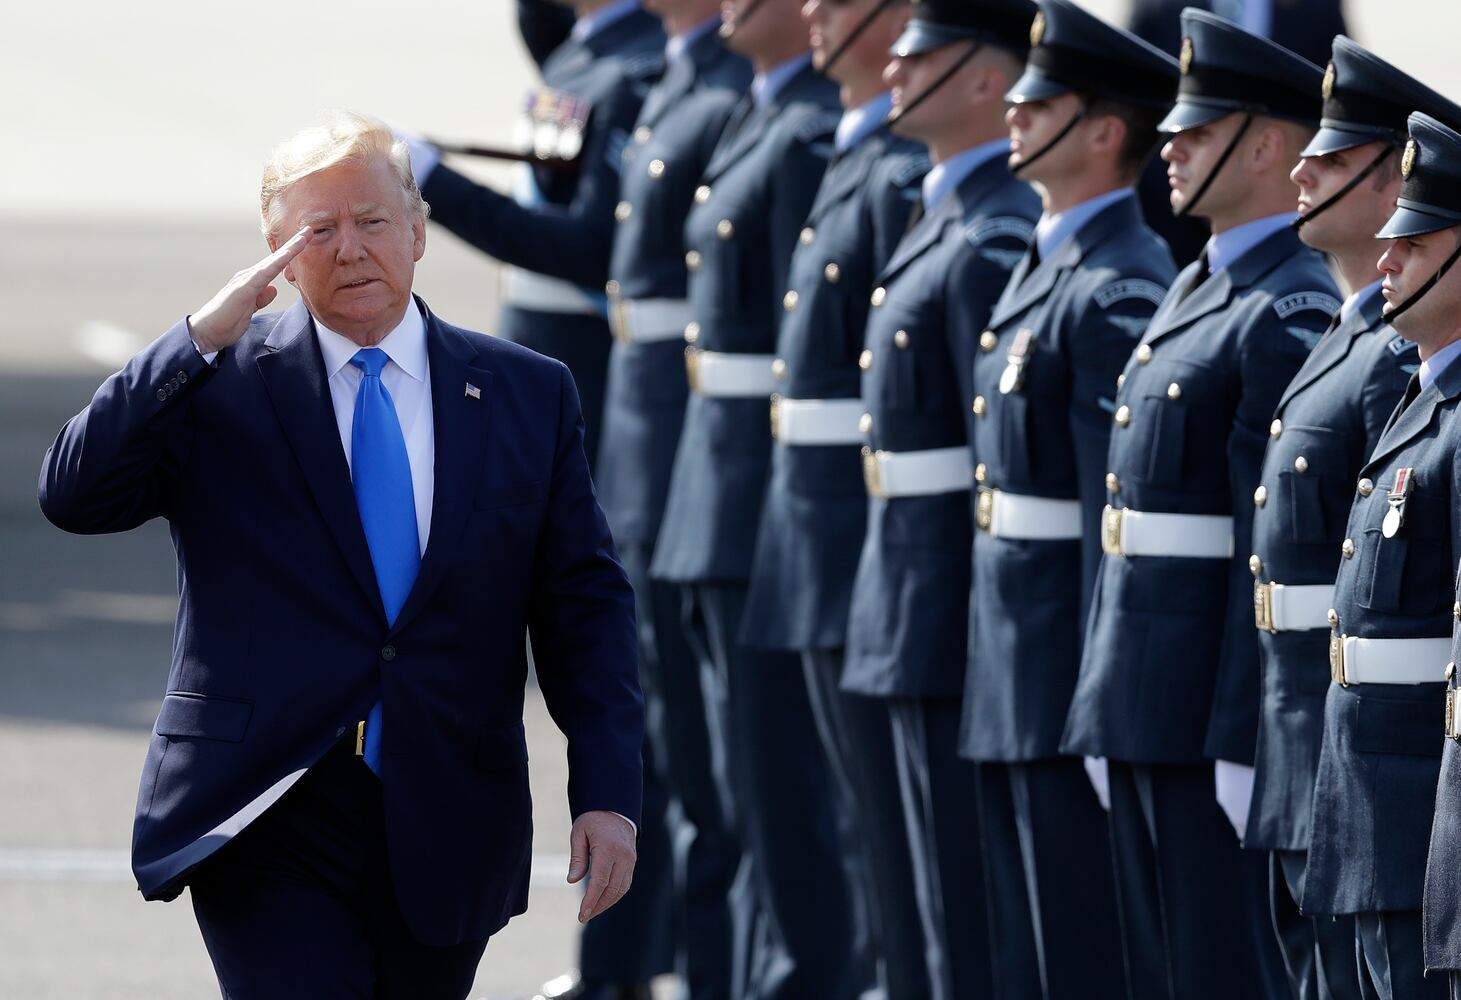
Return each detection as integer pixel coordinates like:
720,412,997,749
1246,289,1417,855
739,127,929,650
650,64,841,585
1303,367,1461,916
595,31,753,547
1064,228,1338,764
962,195,1175,761
842,157,1039,698
1425,564,1461,969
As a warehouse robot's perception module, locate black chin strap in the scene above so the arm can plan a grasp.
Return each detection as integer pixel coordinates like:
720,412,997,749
1175,113,1253,219
1292,145,1395,230
819,0,897,76
1381,237,1461,325
720,0,770,40
885,41,981,127
1010,102,1087,176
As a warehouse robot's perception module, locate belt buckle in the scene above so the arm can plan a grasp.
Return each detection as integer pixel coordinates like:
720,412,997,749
862,447,885,498
684,347,702,394
1254,581,1276,633
1329,634,1349,687
1101,506,1125,557
976,487,994,532
1447,688,1460,741
769,394,781,441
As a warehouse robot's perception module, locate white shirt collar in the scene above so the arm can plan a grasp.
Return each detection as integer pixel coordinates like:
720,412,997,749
752,52,812,108
1204,212,1297,274
666,14,720,64
835,92,893,153
315,299,428,383
1420,337,1461,391
920,138,1009,213
571,0,641,43
1034,188,1134,262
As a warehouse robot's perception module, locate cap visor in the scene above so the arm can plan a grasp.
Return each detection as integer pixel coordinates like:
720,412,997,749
891,20,975,58
1005,70,1073,105
1302,123,1390,159
1376,201,1461,239
1158,99,1234,134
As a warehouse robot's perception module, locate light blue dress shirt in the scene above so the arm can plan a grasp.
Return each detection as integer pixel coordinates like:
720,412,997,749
920,139,1010,213
835,92,894,154
1420,336,1461,390
571,0,642,43
1034,188,1135,261
1340,280,1384,327
665,14,721,63
752,52,813,108
1205,212,1298,274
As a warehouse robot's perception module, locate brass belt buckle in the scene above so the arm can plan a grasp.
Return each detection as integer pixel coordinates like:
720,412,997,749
769,394,781,441
976,487,995,532
1253,581,1276,633
355,720,366,756
1101,505,1125,556
1329,634,1349,687
862,447,885,498
684,347,702,394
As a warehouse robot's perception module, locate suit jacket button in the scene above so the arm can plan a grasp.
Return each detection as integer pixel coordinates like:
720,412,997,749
859,349,873,371
1328,608,1340,628
1358,478,1374,496
1249,554,1263,577
824,262,841,284
859,412,873,434
980,331,998,352
684,322,700,344
177,371,188,384
716,219,734,240
783,290,799,312
1136,344,1153,364
1294,456,1309,473
1117,373,1126,389
381,645,397,661
647,159,666,179
156,388,168,401
1105,473,1120,493
871,287,886,307
1254,485,1267,507
634,126,652,144
685,250,702,272
972,395,987,417
695,185,712,204
1167,382,1182,400
772,359,788,380
800,227,816,246
1114,405,1131,427
615,201,632,222
1341,538,1355,559
1270,418,1283,439
975,462,988,484
894,330,910,349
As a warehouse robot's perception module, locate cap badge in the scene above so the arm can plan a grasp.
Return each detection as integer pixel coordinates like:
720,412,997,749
1403,138,1418,179
1180,37,1194,76
1322,62,1336,100
1030,11,1045,47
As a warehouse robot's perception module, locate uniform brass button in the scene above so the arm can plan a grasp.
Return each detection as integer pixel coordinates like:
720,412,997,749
800,227,816,246
859,412,873,434
1294,456,1309,473
871,287,887,307
1342,538,1355,559
1358,478,1374,496
1136,344,1153,364
694,185,711,204
605,279,620,297
1114,405,1131,427
1105,473,1120,493
647,159,665,179
685,250,702,272
1270,418,1283,439
772,358,788,380
1167,382,1182,400
783,290,799,312
980,330,998,353
859,349,873,371
824,262,841,284
894,330,910,349
1249,554,1263,577
1327,608,1340,628
1117,373,1126,389
381,645,397,661
634,126,652,144
1254,485,1267,507
974,463,988,484
614,200,632,222
716,219,734,240
684,322,700,344
972,395,987,417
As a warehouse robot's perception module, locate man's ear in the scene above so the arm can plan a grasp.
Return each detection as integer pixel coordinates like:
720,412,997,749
413,217,427,263
266,234,298,285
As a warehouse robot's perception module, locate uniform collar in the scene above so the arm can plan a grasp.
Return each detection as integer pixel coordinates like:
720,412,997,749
1340,279,1384,327
571,0,642,43
752,52,813,108
314,298,428,383
1420,336,1461,391
1034,188,1134,262
1204,212,1299,274
921,138,1010,213
665,14,721,63
834,92,893,154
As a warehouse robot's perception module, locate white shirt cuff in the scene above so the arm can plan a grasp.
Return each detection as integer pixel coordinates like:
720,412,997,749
612,812,637,837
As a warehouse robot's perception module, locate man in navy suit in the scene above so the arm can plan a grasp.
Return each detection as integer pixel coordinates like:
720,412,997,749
38,114,645,1000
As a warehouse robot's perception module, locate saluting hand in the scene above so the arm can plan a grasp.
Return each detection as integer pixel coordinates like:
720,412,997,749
566,810,638,924
189,226,312,354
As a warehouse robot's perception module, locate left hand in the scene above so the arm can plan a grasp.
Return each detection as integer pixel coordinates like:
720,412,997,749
566,810,637,924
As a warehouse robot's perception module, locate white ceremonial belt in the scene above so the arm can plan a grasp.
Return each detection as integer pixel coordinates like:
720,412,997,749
684,349,779,398
503,266,600,316
1100,506,1234,559
1254,582,1335,633
862,447,972,499
976,489,1082,540
771,397,865,445
609,297,692,344
1329,635,1451,687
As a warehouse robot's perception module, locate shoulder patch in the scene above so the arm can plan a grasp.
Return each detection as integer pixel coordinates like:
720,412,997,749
965,216,1034,248
1273,291,1341,320
1094,279,1167,310
796,111,842,143
1389,334,1417,357
1285,325,1325,351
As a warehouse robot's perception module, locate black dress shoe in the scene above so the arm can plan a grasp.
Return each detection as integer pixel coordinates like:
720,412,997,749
532,971,652,1000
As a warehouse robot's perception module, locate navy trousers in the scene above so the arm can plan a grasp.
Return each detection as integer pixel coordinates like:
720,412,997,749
1270,850,1361,1000
803,648,930,1000
888,698,995,1000
1355,911,1446,1000
188,736,488,999
1105,761,1287,1000
686,583,855,1000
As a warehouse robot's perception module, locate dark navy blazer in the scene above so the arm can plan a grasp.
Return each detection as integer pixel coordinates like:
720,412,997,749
1247,290,1417,854
740,126,928,651
1064,228,1337,764
596,30,752,547
1426,565,1461,969
1303,365,1461,916
842,157,1039,698
962,195,1174,762
650,63,841,585
37,299,643,948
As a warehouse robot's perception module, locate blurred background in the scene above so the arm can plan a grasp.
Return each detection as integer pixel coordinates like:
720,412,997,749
0,1,1442,996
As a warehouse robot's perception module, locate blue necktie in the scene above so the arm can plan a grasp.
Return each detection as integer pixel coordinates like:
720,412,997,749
349,347,420,775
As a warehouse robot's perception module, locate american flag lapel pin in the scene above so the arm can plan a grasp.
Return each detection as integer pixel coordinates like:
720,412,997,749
465,382,481,400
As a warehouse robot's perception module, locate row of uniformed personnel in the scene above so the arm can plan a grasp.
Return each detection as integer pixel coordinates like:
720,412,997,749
407,1,1461,998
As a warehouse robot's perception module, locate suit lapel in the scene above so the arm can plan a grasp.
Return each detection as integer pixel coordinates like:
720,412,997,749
1276,293,1385,411
1144,263,1233,345
1365,377,1444,476
879,205,952,284
806,138,878,224
702,97,770,182
255,302,385,622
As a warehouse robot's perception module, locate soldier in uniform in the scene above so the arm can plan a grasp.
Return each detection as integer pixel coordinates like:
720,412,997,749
593,1,753,998
406,1,663,469
519,0,578,68
1301,112,1461,1000
1063,11,1337,997
841,1,1040,996
647,1,854,996
1250,38,1451,1000
959,3,1178,997
736,1,930,997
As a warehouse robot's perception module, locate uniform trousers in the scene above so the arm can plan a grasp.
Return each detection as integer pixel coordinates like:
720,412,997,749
1355,911,1446,1000
188,735,489,1000
684,583,854,1000
802,648,930,1000
1270,850,1361,1000
888,697,995,1000
975,759,1128,1000
1105,761,1286,1000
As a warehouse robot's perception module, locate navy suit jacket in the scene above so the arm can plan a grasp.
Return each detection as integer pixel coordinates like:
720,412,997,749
37,298,643,948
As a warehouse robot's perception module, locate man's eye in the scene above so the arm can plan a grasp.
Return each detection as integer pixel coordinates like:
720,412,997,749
312,227,333,238
363,218,385,226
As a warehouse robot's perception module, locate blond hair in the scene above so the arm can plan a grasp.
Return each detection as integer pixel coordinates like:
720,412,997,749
259,112,428,238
